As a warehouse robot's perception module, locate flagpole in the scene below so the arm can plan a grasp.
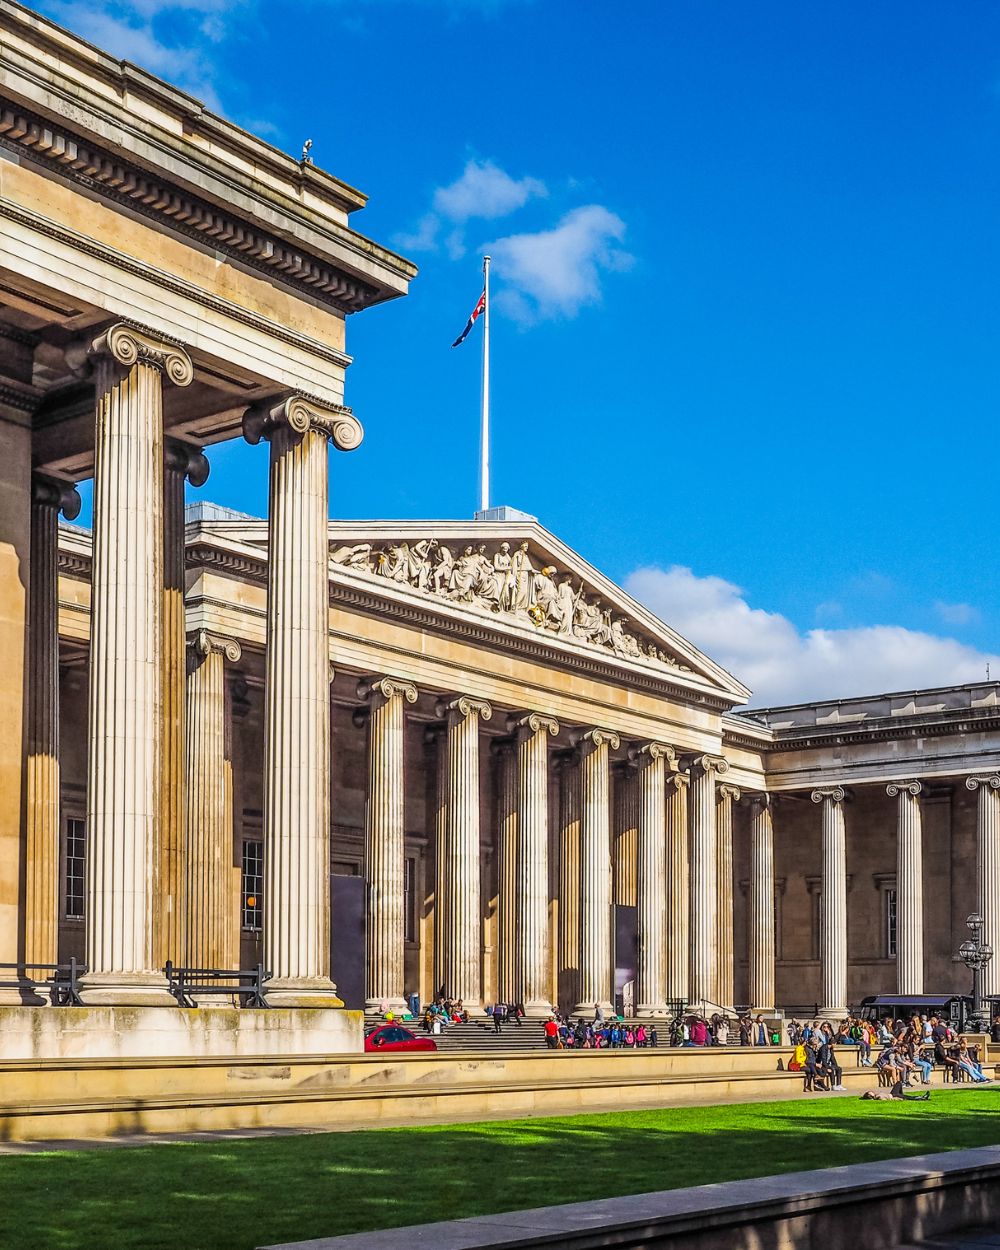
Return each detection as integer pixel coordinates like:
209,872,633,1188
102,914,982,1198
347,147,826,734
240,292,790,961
480,254,491,514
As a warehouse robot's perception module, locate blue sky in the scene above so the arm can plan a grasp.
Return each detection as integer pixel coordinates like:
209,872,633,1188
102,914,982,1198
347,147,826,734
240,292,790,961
39,0,1000,703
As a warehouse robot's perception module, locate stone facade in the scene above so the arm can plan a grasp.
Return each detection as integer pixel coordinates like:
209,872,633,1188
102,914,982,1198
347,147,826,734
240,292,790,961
1,3,997,1046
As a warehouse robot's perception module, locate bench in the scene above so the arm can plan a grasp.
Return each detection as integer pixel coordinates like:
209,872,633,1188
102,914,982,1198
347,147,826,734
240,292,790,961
0,958,86,1005
164,961,271,1008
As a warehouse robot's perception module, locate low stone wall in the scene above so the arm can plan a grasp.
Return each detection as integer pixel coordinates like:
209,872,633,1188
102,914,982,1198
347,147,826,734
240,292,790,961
0,1005,363,1061
259,1146,1000,1250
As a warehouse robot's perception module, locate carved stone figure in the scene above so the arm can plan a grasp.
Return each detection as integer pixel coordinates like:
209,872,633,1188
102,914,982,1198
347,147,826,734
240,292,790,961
493,542,513,610
432,544,454,593
510,541,534,612
408,539,436,589
449,546,479,602
331,543,372,571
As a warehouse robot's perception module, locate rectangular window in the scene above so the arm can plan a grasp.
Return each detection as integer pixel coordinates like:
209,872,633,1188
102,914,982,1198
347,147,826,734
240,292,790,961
404,856,417,943
885,887,897,958
242,839,263,931
65,817,85,920
811,889,821,962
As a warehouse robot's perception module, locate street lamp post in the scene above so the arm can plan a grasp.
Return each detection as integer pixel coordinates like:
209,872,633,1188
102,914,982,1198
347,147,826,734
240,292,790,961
958,912,993,1031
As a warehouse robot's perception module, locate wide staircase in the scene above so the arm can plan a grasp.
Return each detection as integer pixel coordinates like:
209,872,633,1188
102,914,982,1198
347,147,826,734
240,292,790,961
372,1014,670,1052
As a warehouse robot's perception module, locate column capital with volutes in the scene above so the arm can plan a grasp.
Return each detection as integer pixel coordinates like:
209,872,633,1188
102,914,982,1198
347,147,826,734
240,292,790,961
811,786,846,805
718,782,742,803
966,774,1000,792
435,695,493,723
186,629,242,668
887,780,923,798
243,393,363,452
573,727,621,751
507,712,560,738
89,322,194,387
31,473,81,520
628,741,676,766
746,791,774,811
165,438,210,487
357,676,418,707
683,753,729,778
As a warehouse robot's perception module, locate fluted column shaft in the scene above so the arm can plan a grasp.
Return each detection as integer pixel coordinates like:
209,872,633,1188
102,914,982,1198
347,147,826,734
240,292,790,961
748,794,776,1011
636,744,672,1015
888,781,923,996
363,678,417,1010
812,787,847,1016
25,477,80,969
514,715,558,1012
969,775,1000,999
183,631,241,969
495,741,518,1004
613,766,638,908
665,772,690,1006
689,755,728,1007
157,441,208,968
715,783,740,1009
575,728,619,1013
557,755,581,1013
244,395,362,1005
83,326,192,1004
437,697,491,1004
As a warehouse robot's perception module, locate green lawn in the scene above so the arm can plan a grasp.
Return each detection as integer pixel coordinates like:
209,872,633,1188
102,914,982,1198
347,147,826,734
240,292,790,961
2,1091,999,1250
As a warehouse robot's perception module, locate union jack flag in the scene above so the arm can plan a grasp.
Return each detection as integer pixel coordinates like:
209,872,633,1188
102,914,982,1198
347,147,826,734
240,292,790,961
451,290,486,347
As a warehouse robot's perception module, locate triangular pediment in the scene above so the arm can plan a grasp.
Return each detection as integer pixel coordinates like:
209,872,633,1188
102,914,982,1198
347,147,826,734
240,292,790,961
315,519,749,705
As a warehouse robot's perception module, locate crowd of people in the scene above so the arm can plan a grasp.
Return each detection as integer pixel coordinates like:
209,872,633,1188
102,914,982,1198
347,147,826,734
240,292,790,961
542,1010,659,1049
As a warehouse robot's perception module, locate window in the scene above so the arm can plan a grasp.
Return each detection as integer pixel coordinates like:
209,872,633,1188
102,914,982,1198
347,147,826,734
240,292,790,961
65,817,85,920
885,887,898,959
404,856,417,943
242,839,263,931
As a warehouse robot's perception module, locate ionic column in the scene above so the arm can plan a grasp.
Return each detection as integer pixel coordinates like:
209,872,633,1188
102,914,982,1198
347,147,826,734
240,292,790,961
83,324,192,1005
360,676,417,1012
811,787,847,1016
575,728,619,1014
435,696,492,1005
157,440,209,969
244,394,363,1006
688,754,728,1007
494,739,518,1004
25,476,80,971
967,774,1000,999
635,743,674,1015
716,782,741,1010
887,780,924,996
665,770,690,1006
556,752,581,1013
183,630,241,969
748,793,776,1011
513,713,559,1013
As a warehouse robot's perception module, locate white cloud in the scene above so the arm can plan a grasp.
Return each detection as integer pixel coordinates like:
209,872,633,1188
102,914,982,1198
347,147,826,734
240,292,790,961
487,204,633,322
433,160,546,222
42,0,243,111
934,600,980,627
395,159,546,256
625,565,1000,707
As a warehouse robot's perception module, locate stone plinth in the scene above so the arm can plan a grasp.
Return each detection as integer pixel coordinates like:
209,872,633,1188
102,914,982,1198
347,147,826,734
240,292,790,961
0,1005,363,1062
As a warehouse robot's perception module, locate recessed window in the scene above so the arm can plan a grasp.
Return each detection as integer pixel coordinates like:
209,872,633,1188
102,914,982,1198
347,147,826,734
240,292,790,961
65,817,86,920
404,856,417,943
242,839,263,931
885,887,898,959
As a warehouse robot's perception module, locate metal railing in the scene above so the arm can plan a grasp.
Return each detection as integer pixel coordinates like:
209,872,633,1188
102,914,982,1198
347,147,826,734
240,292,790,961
0,957,86,1005
163,961,271,1008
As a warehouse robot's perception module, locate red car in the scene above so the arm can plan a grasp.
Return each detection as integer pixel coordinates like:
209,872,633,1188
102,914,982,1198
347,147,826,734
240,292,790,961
364,1024,437,1053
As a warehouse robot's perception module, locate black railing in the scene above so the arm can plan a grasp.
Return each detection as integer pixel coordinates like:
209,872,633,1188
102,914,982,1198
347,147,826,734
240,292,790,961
0,957,86,1005
163,961,271,1008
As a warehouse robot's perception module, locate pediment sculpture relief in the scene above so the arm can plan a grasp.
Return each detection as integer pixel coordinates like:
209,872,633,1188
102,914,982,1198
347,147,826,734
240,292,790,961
331,538,690,671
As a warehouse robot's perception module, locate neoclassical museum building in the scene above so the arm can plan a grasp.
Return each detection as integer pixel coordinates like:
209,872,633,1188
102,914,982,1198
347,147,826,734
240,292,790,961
1,2,998,1054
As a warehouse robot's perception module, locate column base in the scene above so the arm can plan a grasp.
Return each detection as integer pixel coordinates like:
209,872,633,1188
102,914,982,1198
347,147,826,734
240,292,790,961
265,977,343,1009
77,973,176,1007
820,1005,848,1020
520,999,555,1019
